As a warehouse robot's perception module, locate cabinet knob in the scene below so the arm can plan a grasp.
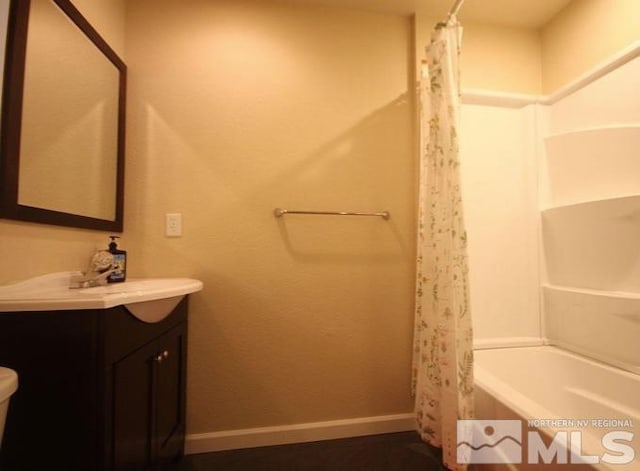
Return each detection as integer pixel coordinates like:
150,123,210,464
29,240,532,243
154,350,170,363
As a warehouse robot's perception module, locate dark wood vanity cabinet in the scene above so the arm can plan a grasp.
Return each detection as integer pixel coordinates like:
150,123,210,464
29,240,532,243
0,297,189,471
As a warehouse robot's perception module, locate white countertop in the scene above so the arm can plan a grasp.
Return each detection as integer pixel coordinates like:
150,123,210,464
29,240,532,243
0,272,203,312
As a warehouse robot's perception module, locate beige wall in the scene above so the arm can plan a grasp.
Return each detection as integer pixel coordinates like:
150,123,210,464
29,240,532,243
417,0,640,96
3,0,638,439
124,0,415,433
0,0,126,285
462,21,541,94
0,221,115,282
541,0,640,93
415,14,542,94
72,0,126,57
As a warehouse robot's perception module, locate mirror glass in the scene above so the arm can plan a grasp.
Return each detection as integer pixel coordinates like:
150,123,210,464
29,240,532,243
1,0,126,231
19,0,119,220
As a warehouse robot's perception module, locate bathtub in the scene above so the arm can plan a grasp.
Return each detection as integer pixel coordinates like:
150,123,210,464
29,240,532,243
472,346,640,471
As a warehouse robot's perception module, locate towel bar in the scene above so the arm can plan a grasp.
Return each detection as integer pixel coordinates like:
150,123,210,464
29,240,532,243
273,208,390,220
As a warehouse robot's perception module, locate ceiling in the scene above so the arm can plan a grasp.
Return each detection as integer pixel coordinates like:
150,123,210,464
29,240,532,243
279,0,573,28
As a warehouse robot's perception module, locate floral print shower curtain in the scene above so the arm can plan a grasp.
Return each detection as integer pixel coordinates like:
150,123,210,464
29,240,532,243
412,18,474,471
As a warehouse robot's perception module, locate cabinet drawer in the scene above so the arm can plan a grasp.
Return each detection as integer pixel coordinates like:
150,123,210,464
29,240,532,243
102,297,188,363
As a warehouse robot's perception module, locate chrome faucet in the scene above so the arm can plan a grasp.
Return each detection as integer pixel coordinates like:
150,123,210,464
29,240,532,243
69,251,117,289
69,267,118,289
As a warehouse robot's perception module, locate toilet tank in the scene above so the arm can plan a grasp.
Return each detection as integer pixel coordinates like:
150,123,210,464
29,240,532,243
0,367,18,447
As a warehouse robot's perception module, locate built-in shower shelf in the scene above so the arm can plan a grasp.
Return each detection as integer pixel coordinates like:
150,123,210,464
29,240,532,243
542,195,640,293
543,284,640,369
543,125,640,208
541,193,640,213
544,123,640,139
543,284,640,301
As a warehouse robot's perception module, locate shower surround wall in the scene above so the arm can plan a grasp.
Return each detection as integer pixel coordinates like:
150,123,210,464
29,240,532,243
459,103,540,346
542,55,640,372
460,52,640,372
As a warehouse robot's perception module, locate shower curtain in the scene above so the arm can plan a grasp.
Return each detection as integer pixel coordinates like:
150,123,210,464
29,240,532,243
412,18,474,471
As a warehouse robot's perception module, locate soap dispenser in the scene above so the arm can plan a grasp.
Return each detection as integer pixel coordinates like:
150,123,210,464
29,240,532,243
107,236,127,283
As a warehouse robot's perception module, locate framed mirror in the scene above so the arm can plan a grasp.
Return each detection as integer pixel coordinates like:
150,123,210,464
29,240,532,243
0,0,126,231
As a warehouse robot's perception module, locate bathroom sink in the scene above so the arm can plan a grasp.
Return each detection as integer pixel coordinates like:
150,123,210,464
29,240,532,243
0,272,203,315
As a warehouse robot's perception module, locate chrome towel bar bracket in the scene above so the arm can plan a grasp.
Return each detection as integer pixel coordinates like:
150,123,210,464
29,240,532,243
273,208,390,220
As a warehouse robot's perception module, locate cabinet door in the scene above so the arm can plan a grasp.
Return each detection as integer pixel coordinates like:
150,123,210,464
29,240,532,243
111,338,157,471
152,322,187,464
111,323,186,471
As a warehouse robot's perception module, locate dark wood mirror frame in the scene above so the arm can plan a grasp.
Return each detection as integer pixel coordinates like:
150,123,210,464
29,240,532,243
0,0,126,231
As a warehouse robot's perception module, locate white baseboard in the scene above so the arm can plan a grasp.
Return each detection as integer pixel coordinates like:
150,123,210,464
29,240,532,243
185,413,416,455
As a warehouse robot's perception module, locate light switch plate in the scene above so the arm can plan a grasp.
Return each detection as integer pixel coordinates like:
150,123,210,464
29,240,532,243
165,213,182,237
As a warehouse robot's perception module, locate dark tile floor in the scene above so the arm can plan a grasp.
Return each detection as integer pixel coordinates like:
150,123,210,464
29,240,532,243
176,431,448,471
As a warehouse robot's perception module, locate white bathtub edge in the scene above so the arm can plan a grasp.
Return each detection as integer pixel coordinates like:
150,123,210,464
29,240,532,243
473,345,640,471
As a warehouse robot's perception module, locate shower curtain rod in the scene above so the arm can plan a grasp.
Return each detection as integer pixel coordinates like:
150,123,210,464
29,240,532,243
446,0,465,22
